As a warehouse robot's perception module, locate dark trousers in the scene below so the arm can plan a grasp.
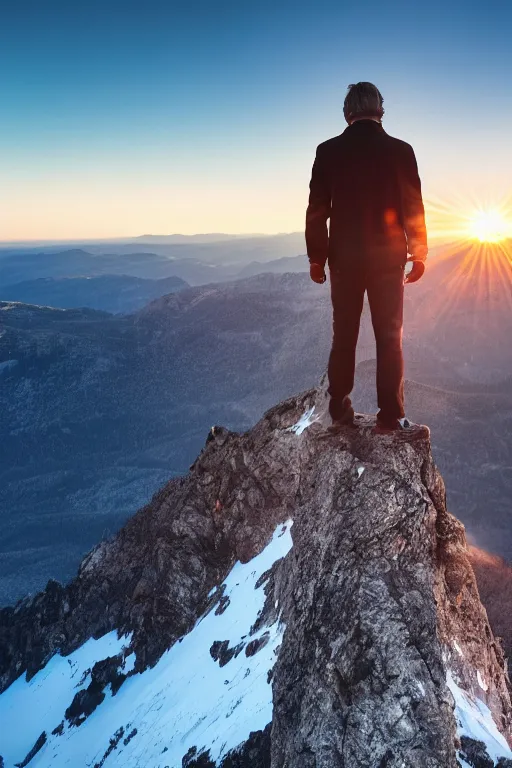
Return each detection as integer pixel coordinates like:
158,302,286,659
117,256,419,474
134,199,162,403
327,266,405,424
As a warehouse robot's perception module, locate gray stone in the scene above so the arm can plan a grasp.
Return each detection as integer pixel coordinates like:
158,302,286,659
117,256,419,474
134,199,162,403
459,735,494,767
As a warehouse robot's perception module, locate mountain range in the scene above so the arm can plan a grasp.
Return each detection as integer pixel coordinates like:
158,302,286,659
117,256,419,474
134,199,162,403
0,233,308,289
1,244,511,606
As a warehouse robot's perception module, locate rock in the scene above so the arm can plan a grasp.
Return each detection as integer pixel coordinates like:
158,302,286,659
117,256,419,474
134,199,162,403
182,746,215,767
209,639,245,667
93,727,125,768
0,377,511,767
65,686,106,727
245,633,270,658
214,594,231,615
181,725,271,768
65,654,126,726
123,728,137,746
91,654,127,695
220,724,271,767
459,736,494,767
14,732,46,768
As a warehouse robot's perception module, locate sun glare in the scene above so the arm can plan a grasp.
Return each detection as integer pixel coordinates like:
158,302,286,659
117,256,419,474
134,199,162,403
469,209,508,243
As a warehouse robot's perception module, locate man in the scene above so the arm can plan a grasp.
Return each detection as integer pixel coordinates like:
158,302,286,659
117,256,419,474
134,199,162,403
306,81,428,431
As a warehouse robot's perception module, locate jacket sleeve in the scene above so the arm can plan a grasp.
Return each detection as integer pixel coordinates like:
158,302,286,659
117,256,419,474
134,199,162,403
305,145,331,268
401,145,428,261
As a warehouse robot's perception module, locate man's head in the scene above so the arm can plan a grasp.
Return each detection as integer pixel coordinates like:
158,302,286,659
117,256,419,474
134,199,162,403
343,82,384,124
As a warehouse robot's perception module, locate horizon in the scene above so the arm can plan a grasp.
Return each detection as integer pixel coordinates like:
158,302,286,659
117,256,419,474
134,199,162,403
1,230,509,248
0,232,294,246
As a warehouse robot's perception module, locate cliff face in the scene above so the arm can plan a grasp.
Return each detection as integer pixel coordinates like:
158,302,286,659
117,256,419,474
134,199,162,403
0,378,511,768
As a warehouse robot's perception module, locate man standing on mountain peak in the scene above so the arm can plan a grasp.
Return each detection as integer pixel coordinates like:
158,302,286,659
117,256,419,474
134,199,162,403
306,81,428,431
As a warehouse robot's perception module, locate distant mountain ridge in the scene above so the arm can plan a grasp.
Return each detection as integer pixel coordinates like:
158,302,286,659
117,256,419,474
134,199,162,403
132,232,269,242
0,233,307,283
1,273,188,313
0,245,308,289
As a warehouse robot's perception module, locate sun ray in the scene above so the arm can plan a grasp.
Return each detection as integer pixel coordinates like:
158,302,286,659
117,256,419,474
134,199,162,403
411,193,512,356
424,192,512,246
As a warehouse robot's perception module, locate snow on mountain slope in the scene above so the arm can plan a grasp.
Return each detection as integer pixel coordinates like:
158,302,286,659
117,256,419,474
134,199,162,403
448,668,512,765
0,522,293,768
0,632,132,766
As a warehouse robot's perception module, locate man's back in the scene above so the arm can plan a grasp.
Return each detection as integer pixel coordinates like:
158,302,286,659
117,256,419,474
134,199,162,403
306,119,427,271
306,81,429,431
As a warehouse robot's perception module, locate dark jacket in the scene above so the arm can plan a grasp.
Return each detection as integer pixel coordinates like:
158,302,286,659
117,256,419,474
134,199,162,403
305,119,427,271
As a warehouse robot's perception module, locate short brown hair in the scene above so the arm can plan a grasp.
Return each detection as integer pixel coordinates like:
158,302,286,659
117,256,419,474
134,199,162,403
343,82,384,123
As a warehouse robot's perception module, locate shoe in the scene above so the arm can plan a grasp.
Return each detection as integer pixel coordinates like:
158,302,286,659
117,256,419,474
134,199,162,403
328,408,356,431
374,417,413,434
373,417,430,441
328,397,355,429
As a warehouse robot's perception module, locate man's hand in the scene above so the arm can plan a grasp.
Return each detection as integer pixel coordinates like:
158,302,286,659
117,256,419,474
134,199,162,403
405,259,426,284
310,263,326,284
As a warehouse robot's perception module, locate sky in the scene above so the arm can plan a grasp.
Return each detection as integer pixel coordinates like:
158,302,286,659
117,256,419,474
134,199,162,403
1,0,511,241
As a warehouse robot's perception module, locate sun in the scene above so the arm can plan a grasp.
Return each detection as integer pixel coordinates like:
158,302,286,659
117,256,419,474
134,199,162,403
469,209,508,243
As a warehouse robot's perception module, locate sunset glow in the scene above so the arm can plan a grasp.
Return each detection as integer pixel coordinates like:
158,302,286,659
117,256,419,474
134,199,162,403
469,209,509,243
424,194,512,247
421,194,512,334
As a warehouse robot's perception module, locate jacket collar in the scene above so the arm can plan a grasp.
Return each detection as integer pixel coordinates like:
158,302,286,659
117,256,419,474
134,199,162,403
344,119,385,134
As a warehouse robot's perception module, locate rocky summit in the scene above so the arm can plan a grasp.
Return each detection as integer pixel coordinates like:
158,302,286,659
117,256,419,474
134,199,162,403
0,376,511,768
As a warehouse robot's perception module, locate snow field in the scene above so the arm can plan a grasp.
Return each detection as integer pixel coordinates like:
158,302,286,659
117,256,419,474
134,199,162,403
0,520,294,768
447,668,512,765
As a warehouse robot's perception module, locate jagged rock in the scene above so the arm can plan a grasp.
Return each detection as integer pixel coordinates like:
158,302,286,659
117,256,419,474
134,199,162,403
65,686,106,727
220,724,271,767
0,377,511,767
209,639,245,667
123,728,137,746
182,725,271,767
214,593,231,615
14,732,46,768
91,654,127,694
245,632,270,658
182,747,215,767
65,654,126,726
93,727,125,768
459,736,494,767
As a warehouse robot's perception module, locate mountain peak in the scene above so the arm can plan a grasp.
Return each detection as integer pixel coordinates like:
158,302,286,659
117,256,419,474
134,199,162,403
0,378,511,767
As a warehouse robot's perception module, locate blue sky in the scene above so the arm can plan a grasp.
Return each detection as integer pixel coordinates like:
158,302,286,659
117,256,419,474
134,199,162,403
1,0,511,239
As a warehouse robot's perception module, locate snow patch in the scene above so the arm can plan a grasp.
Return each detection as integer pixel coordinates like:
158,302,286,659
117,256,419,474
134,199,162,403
286,406,319,435
477,670,488,692
0,521,294,768
447,669,512,764
453,640,464,658
0,632,131,768
122,653,136,675
357,466,365,478
416,681,425,696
